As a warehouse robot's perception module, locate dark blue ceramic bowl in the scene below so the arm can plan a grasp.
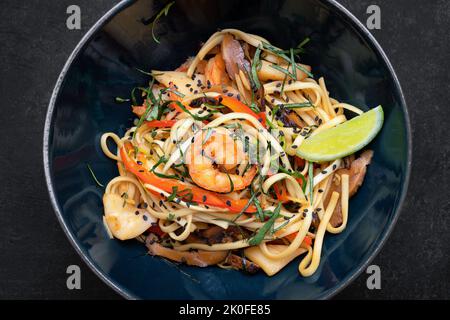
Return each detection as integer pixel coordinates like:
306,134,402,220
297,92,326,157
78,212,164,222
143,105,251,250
43,0,411,299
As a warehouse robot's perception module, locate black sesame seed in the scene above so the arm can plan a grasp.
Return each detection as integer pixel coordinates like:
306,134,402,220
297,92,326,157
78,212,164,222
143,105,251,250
332,164,337,170
189,88,193,92
223,89,228,93
205,205,209,209
276,83,281,88
226,200,232,207
292,145,298,149
270,98,275,103
159,200,163,206
288,79,293,84
137,161,143,165
279,131,285,136
138,170,144,172
176,217,181,221
185,84,191,87
172,140,176,144
191,137,195,143
280,141,284,147
143,215,148,221
227,93,233,97
135,210,140,215
318,119,323,125
318,189,323,193
321,170,327,174
194,90,198,94
236,94,241,101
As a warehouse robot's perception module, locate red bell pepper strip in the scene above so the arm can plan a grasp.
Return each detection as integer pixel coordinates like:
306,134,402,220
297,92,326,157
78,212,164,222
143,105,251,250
120,143,255,213
217,95,266,127
145,120,177,128
273,182,289,203
147,225,166,238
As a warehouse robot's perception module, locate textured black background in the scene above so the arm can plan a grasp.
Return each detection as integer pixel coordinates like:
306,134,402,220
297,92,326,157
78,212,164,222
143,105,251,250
0,0,448,299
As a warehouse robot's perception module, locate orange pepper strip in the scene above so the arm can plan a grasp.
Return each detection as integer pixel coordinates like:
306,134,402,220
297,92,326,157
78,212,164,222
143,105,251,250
145,120,177,128
285,233,313,247
120,143,255,213
217,95,266,128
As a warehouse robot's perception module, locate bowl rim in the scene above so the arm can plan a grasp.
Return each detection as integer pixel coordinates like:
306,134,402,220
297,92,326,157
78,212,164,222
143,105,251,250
43,0,412,300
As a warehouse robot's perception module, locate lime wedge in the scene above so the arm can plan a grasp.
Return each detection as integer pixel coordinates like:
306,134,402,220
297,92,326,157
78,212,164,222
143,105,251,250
297,106,384,162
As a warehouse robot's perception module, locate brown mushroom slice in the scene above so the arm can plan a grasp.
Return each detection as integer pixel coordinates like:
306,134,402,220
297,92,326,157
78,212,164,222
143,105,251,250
223,254,260,274
146,241,228,267
221,34,250,80
326,150,374,228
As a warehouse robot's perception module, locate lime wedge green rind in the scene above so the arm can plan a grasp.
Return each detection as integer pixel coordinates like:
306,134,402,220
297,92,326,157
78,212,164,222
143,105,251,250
296,106,384,162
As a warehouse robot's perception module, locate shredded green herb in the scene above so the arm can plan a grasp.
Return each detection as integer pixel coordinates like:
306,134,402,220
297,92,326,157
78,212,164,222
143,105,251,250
251,46,262,90
282,102,314,109
170,101,211,121
202,128,214,145
248,203,282,245
135,68,153,76
115,97,130,103
150,1,175,44
87,164,104,188
272,218,290,234
121,192,128,207
226,172,235,193
167,186,178,202
308,162,314,205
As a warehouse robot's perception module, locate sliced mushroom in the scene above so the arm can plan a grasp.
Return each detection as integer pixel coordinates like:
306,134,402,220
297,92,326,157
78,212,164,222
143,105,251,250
223,254,260,274
326,150,374,227
221,34,250,80
146,236,228,267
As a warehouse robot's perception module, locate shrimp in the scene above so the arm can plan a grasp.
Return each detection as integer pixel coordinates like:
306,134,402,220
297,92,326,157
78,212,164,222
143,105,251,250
103,193,156,240
186,128,257,193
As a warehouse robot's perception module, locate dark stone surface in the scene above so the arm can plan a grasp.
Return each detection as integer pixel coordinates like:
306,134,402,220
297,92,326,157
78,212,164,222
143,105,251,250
0,0,448,299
